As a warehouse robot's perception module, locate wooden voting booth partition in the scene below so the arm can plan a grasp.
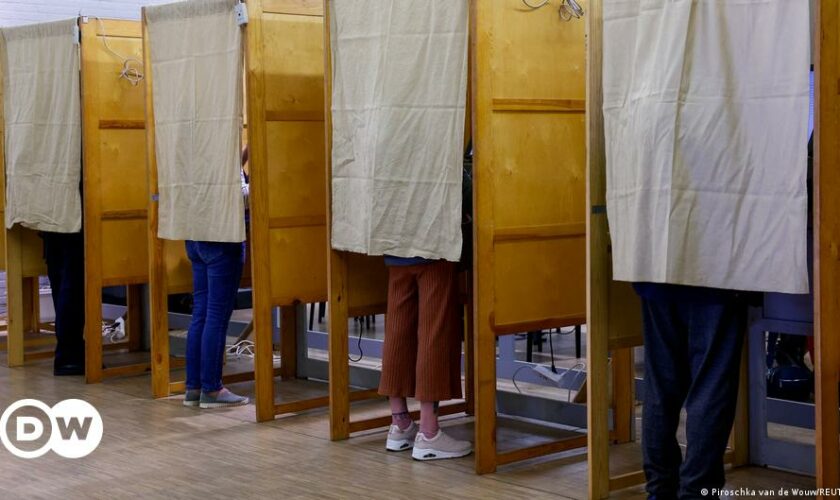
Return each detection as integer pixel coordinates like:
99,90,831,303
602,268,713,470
80,18,153,384
142,10,255,399
245,0,337,422
585,2,749,497
1,63,53,365
471,0,615,473
815,1,840,496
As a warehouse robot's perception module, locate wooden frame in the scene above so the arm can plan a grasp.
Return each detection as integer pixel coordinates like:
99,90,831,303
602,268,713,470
245,0,337,422
471,0,602,473
142,8,255,399
323,0,469,440
80,18,151,383
585,2,749,497
814,1,840,496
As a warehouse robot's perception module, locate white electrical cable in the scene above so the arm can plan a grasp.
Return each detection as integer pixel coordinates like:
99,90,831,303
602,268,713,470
225,339,281,363
92,17,145,86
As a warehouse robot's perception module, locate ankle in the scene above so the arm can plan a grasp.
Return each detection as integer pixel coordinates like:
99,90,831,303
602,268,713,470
392,411,413,431
419,427,439,439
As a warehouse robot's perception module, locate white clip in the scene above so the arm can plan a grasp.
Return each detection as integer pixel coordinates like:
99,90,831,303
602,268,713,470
234,3,249,26
72,25,80,45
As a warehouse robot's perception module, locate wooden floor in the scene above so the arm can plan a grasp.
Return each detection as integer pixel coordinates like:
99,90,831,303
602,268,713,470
0,353,816,500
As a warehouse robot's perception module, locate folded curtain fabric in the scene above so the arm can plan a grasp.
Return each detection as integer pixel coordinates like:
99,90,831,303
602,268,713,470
603,0,810,294
146,0,245,243
329,0,468,262
1,18,82,233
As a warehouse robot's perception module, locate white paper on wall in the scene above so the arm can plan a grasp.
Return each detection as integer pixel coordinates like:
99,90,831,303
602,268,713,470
329,0,468,261
603,0,810,294
146,0,245,243
1,18,82,233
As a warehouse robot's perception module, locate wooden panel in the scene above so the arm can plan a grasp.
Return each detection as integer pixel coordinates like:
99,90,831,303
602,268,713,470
815,0,840,494
163,240,193,293
473,0,588,474
268,227,327,304
81,18,149,383
247,0,329,421
346,253,388,313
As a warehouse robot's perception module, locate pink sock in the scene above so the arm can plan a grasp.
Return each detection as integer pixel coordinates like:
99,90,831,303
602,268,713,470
389,397,412,430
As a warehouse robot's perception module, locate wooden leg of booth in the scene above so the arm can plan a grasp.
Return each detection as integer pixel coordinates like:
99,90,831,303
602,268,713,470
85,292,104,384
127,284,144,353
22,277,38,334
328,251,351,441
611,347,635,444
254,300,277,423
816,1,840,492
5,227,26,367
473,325,497,474
280,305,298,380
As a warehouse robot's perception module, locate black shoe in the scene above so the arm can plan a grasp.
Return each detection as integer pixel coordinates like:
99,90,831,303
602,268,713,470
53,363,85,376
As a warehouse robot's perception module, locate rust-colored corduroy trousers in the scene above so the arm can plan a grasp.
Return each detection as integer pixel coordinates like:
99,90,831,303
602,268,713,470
378,261,463,402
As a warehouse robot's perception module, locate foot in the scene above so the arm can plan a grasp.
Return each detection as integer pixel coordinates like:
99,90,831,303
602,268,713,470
183,389,201,407
411,429,472,461
386,421,418,452
199,388,249,408
54,363,85,376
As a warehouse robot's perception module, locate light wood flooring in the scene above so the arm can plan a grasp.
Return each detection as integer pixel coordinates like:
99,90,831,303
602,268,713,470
0,352,816,500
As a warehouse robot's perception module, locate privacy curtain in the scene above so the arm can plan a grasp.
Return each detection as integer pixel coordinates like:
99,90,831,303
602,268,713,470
329,0,468,261
603,0,810,294
1,19,81,233
146,0,245,243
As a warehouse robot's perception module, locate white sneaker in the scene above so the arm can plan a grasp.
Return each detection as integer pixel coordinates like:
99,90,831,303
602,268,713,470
386,421,418,452
411,429,473,461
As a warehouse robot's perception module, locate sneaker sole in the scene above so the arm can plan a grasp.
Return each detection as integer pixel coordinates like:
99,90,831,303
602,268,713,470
199,400,249,409
182,400,200,407
411,448,473,461
386,438,414,452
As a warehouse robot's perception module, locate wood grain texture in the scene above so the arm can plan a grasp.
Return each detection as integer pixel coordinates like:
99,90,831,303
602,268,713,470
143,11,171,399
246,0,331,422
815,0,840,494
586,0,612,497
472,0,588,474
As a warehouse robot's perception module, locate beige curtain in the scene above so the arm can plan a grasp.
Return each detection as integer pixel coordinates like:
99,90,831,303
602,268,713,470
1,19,81,233
146,0,245,243
604,0,810,294
329,0,468,261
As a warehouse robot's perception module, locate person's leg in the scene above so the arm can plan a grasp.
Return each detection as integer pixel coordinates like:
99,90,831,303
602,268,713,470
184,241,208,397
641,299,691,500
412,261,470,461
679,301,746,499
198,242,246,407
378,266,420,450
43,231,86,373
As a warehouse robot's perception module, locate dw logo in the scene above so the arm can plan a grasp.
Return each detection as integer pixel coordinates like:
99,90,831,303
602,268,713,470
0,399,103,459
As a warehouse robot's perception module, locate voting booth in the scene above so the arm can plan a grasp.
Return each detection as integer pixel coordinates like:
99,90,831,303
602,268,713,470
143,1,256,398
245,0,337,422
2,18,149,373
80,18,153,383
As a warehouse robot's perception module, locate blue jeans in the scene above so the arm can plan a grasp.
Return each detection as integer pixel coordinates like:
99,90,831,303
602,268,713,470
640,294,746,500
185,241,245,393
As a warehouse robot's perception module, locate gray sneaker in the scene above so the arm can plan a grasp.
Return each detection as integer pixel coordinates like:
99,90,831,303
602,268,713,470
411,429,472,461
183,389,201,407
386,421,418,452
199,388,249,409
